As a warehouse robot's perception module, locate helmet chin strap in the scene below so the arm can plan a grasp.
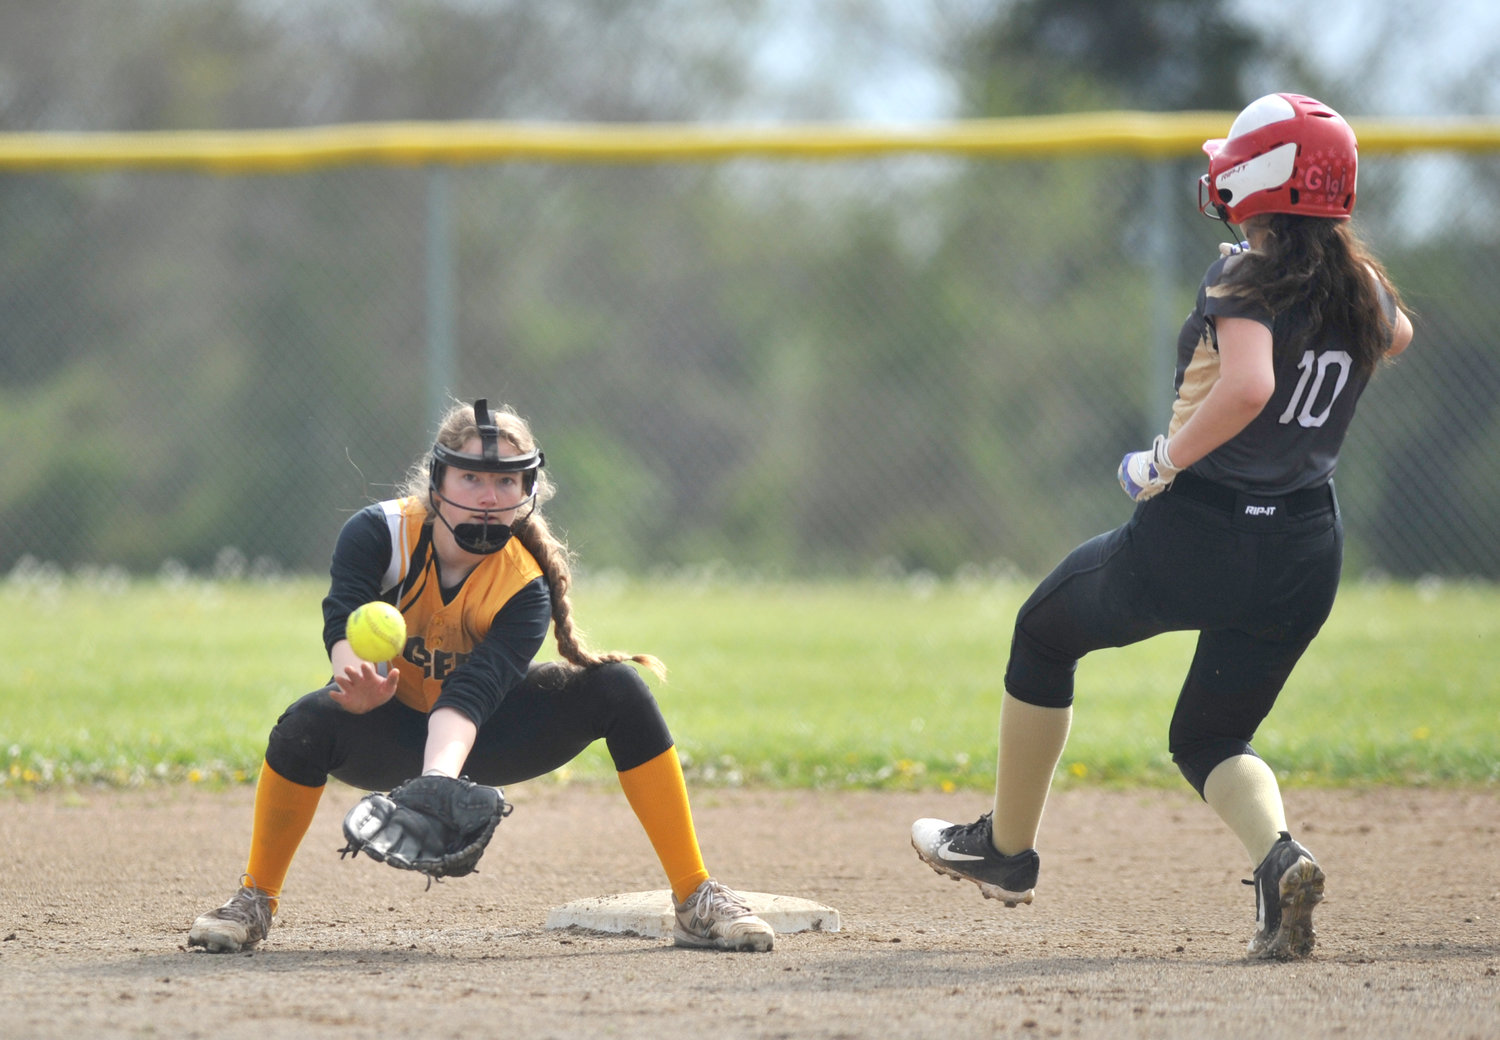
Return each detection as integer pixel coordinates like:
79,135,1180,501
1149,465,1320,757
1199,178,1247,250
430,487,538,555
1217,210,1248,254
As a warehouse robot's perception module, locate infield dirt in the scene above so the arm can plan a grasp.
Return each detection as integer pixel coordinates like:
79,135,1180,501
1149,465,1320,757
1,783,1495,1039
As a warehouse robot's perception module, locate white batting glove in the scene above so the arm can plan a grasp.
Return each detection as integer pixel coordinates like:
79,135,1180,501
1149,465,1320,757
1118,434,1180,502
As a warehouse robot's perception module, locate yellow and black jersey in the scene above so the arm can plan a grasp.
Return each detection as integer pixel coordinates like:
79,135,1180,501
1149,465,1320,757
321,498,551,724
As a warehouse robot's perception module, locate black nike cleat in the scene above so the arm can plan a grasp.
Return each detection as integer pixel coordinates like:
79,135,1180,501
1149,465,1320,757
911,812,1038,906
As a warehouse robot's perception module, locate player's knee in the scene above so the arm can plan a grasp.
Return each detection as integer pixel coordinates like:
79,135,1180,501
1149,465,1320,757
580,661,674,769
265,687,342,786
588,660,657,712
1171,739,1255,798
1003,627,1077,709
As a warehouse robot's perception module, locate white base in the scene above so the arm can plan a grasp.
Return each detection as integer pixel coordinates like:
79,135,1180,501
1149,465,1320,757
544,890,841,938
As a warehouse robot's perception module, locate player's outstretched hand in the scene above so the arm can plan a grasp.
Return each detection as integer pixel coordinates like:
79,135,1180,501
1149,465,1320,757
330,661,399,714
1118,434,1180,502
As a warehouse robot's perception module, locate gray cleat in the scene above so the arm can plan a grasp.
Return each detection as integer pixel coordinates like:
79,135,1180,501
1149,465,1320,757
188,875,272,953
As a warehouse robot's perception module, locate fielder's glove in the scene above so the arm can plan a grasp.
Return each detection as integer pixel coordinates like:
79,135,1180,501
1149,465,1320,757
339,774,511,885
1118,434,1180,502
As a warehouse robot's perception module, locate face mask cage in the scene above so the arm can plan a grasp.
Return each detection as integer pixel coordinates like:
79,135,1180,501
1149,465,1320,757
427,399,546,555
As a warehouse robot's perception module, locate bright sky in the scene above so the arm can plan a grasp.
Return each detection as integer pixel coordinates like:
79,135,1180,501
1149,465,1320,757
751,0,1500,122
1241,0,1500,115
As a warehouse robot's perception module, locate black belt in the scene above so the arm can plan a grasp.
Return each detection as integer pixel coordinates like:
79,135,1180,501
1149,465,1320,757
1167,469,1335,517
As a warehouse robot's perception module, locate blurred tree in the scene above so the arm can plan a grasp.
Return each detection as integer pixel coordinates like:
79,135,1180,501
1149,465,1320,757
0,0,775,131
0,0,795,574
954,0,1270,114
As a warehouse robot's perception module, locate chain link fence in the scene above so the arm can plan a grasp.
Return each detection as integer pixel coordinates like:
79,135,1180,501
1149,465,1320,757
2,121,1498,583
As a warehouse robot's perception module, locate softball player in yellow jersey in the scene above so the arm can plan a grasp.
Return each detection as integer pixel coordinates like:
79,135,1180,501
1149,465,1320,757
913,94,1413,960
190,399,773,954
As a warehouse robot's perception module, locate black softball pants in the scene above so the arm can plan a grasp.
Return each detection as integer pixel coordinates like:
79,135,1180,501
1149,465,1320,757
1003,474,1344,795
264,660,673,791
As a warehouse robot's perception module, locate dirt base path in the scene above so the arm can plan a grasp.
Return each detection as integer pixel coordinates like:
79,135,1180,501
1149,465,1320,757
2,783,1496,1040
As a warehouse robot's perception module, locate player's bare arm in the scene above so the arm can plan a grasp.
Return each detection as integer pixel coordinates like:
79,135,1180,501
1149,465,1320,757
1162,315,1275,469
1388,308,1414,358
421,707,478,778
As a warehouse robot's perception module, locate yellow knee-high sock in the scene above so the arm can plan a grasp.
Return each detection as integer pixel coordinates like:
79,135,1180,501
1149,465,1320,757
617,746,709,903
991,693,1073,856
1202,754,1288,867
243,760,325,910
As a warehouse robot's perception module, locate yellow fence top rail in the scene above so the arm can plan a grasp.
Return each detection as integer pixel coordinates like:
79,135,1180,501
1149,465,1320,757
3,112,1499,173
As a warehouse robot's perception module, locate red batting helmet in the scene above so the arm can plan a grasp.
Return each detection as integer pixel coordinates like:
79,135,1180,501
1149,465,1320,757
1199,93,1357,223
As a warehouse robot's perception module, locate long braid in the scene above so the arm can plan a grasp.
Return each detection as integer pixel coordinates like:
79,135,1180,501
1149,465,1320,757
513,511,667,680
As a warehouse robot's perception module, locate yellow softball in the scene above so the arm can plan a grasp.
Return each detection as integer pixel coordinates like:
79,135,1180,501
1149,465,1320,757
346,601,407,662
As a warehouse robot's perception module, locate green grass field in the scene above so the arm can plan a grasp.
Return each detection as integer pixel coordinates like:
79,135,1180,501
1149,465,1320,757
2,572,1495,792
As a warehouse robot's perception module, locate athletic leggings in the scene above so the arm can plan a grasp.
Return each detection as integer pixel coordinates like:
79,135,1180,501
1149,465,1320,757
1003,473,1344,795
265,660,673,791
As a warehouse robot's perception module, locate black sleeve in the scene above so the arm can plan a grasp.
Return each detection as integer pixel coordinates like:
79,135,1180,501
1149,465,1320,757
432,576,552,727
321,504,395,657
1203,254,1275,330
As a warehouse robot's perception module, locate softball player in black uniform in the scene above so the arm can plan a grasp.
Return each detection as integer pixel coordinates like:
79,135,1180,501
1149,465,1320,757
190,399,773,953
913,94,1413,959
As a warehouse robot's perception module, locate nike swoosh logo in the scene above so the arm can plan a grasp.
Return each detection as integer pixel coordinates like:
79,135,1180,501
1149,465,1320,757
937,847,985,862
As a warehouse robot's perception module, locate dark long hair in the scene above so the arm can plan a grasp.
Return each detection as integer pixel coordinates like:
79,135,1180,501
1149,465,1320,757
1224,215,1406,374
